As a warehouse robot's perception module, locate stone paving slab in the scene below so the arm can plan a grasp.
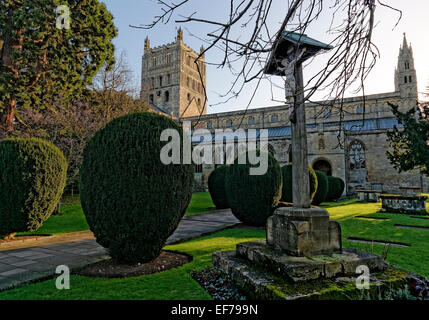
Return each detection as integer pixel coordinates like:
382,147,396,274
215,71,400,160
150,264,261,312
0,209,239,292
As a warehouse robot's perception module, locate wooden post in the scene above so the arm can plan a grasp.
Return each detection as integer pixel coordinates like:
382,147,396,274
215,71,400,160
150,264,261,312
291,62,311,208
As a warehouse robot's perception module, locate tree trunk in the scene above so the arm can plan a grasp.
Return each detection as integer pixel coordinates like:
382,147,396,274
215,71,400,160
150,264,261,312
1,99,16,133
1,29,17,133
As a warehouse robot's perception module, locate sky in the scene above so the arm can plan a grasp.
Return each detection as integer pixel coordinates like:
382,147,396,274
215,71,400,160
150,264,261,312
101,0,429,114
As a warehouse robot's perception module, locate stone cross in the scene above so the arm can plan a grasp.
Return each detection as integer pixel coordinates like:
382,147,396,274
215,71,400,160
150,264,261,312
280,47,310,208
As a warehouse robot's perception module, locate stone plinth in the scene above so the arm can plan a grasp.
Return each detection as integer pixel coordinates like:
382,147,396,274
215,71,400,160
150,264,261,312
357,190,381,203
212,249,408,300
211,205,401,300
380,194,428,215
266,207,341,256
235,241,385,282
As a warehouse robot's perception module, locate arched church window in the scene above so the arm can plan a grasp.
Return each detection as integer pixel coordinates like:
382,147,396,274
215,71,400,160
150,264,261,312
149,94,154,104
164,91,169,103
271,114,279,122
409,75,412,82
226,119,233,127
356,105,363,114
159,76,163,87
404,76,408,84
248,116,255,125
349,140,366,170
405,61,409,69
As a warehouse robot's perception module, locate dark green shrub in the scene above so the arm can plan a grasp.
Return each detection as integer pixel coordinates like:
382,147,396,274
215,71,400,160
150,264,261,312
80,112,194,263
225,150,282,226
326,176,345,201
312,170,329,205
208,165,229,209
0,138,67,237
280,163,318,203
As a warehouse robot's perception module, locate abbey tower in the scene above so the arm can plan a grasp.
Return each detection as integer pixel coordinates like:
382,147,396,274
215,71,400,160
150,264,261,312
141,28,207,118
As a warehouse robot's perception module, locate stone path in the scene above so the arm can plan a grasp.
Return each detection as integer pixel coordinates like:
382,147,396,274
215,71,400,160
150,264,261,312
0,209,239,292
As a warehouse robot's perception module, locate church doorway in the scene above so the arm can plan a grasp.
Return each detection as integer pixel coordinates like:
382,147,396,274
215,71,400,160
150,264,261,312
313,159,332,176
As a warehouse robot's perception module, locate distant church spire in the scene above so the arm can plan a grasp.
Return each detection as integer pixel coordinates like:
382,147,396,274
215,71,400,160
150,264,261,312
177,27,183,42
402,32,408,49
395,32,417,99
144,36,150,51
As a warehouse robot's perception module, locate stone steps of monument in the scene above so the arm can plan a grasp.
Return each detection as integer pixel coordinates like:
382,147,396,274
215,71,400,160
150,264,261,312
236,241,386,282
212,249,410,300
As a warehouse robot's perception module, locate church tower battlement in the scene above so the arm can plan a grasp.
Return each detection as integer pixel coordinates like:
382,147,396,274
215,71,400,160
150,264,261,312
141,28,207,119
395,33,417,99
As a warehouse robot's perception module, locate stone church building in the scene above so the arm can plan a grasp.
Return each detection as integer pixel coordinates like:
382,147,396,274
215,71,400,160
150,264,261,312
141,31,429,195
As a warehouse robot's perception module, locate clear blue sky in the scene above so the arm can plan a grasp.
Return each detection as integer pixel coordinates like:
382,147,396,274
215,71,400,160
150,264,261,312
101,0,429,114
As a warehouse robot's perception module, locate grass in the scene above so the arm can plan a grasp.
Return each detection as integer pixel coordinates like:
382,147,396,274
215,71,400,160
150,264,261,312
184,192,216,216
0,228,265,300
19,192,215,236
3,195,429,299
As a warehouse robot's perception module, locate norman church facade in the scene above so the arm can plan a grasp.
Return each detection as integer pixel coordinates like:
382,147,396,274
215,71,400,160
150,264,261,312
141,31,429,195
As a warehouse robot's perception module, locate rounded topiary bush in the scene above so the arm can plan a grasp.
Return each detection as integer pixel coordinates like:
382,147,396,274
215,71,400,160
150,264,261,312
80,112,194,263
280,163,318,203
208,165,229,209
326,176,345,201
0,138,67,237
312,170,329,205
225,150,282,226
334,177,345,200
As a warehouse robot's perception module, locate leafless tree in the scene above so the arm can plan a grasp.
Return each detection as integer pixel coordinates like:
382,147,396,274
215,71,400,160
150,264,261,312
132,0,401,145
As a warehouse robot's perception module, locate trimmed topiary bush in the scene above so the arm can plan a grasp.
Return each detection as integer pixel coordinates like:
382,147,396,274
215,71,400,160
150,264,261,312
312,170,329,205
280,163,318,203
225,150,282,226
334,177,345,200
326,176,345,201
80,112,194,263
208,165,229,209
0,138,67,237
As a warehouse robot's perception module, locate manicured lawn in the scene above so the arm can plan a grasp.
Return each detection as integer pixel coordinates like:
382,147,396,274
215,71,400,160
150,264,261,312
20,192,215,236
0,228,265,300
4,197,429,299
184,192,216,216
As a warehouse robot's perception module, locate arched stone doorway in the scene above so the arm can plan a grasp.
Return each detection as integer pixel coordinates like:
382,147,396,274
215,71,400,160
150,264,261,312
313,159,332,176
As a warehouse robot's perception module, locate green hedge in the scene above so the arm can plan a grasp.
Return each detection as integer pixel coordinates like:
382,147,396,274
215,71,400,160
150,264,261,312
280,163,318,203
80,112,194,263
225,150,282,226
0,138,67,237
326,176,345,201
208,165,229,209
312,170,329,205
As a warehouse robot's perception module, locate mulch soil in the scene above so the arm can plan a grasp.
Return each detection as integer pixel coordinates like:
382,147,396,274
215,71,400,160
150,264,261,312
76,250,192,278
191,267,247,300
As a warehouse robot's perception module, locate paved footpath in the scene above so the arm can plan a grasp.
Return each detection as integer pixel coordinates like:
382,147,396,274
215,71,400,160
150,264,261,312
0,209,239,292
